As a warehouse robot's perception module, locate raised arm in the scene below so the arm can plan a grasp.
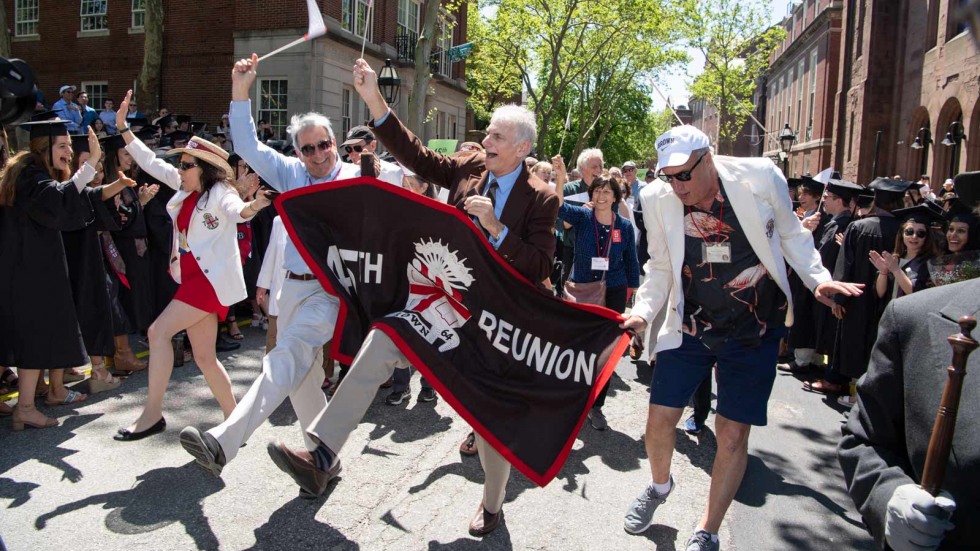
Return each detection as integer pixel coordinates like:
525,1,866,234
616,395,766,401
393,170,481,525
116,90,182,190
229,54,298,191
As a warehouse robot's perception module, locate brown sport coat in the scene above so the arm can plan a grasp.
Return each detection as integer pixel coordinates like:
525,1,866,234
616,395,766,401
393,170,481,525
371,112,558,283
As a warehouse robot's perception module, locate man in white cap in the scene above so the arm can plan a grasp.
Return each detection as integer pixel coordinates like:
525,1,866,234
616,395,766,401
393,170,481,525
622,160,643,204
619,125,862,550
52,85,82,133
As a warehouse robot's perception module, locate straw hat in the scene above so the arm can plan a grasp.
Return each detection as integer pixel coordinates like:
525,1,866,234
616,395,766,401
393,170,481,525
168,136,233,177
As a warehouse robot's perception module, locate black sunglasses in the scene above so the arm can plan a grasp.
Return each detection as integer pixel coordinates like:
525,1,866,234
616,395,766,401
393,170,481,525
178,161,199,171
346,145,363,153
300,139,333,157
904,228,928,238
658,153,706,183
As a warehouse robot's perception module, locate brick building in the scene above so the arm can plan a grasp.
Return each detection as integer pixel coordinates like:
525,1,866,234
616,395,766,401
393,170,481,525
754,0,978,186
690,91,766,158
6,0,468,143
764,0,843,178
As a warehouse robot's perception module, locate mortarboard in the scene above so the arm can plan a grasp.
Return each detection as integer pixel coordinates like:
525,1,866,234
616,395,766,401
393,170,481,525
868,177,917,195
953,171,979,209
893,203,946,226
70,133,90,154
945,199,979,225
175,114,192,126
192,121,208,134
825,179,863,202
168,130,192,146
129,117,150,129
135,125,160,141
20,110,71,140
101,134,127,152
157,115,175,129
795,176,825,196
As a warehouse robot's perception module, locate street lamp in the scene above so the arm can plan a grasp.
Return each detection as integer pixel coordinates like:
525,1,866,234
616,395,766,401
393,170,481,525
779,123,796,176
909,127,932,181
941,121,967,178
377,59,401,106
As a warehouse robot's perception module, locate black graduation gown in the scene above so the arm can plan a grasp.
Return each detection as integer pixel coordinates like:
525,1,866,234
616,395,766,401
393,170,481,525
142,180,178,319
786,211,830,349
62,186,120,357
832,214,901,379
0,162,92,369
813,212,853,356
106,186,155,332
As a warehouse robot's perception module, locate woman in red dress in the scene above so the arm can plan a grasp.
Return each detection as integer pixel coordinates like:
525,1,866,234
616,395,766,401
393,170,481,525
114,91,274,441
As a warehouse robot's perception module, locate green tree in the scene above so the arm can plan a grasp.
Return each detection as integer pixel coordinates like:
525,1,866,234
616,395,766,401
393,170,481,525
464,2,523,129
684,0,783,155
135,0,164,115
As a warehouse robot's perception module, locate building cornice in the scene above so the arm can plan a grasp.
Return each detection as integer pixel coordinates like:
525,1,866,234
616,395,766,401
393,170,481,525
772,2,843,69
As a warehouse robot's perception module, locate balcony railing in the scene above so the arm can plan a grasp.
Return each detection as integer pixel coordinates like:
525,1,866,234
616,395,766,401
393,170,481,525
395,28,454,79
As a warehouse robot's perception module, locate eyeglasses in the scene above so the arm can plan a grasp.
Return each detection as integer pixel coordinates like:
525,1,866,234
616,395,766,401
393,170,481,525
346,145,363,153
300,139,333,157
623,167,636,172
658,153,706,183
178,161,199,171
904,228,928,238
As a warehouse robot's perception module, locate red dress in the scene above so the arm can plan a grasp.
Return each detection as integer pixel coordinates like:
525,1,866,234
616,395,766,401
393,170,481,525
173,191,229,319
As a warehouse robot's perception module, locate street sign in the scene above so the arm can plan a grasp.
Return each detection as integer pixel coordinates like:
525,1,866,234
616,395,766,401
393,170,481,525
446,42,474,63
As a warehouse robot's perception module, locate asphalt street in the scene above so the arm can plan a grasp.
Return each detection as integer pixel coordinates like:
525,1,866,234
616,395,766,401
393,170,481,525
0,326,874,550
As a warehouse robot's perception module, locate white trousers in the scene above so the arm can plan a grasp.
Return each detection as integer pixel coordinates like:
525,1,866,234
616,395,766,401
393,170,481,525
310,328,511,513
210,279,339,461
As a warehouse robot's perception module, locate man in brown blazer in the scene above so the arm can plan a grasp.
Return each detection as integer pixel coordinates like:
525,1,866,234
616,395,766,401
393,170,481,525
267,58,558,537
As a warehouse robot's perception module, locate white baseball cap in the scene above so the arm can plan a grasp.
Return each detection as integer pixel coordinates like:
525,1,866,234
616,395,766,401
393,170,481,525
654,125,711,172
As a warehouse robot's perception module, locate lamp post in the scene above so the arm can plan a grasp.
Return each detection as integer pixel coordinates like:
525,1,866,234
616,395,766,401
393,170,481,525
910,127,932,180
377,59,401,106
941,121,966,179
779,123,796,176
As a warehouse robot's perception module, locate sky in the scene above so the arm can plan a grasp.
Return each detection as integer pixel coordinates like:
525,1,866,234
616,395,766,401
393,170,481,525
652,0,788,110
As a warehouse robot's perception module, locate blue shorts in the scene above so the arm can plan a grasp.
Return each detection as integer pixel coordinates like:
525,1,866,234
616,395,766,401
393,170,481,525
650,329,786,426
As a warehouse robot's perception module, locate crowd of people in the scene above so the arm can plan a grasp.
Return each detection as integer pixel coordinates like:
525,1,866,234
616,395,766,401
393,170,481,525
1,56,978,551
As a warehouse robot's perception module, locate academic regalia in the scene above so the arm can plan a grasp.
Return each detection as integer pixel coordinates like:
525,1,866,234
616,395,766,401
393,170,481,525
62,186,121,357
141,173,178,319
106,185,156,332
0,160,92,369
786,209,830,350
813,211,854,355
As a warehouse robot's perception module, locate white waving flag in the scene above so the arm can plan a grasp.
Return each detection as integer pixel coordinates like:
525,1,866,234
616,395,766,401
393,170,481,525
259,0,327,61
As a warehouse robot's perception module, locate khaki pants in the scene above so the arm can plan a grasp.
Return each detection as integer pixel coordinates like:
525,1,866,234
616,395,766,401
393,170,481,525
310,328,511,513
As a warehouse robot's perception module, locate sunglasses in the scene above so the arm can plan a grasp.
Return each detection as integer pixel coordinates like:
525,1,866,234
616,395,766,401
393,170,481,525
658,153,706,183
904,228,928,238
178,161,199,171
623,167,637,172
300,139,333,157
345,145,363,153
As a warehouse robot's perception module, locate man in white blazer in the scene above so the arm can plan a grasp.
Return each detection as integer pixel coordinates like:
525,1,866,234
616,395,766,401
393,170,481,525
179,54,361,478
619,126,862,550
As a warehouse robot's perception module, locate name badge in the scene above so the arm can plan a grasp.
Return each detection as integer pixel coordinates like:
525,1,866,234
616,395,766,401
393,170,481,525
591,257,610,271
611,229,622,243
703,243,731,264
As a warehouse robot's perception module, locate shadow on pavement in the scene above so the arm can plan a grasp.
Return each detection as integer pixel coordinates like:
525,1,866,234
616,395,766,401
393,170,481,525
556,425,646,494
0,477,40,508
0,413,101,483
640,523,680,550
673,427,718,477
244,492,358,551
425,523,513,550
33,464,225,550
366,396,454,444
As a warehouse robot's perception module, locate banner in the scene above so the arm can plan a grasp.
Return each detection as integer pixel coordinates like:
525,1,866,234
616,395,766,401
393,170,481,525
277,178,630,486
446,42,474,63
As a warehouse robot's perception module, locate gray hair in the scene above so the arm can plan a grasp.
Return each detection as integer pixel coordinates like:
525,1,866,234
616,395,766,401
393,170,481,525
286,112,336,152
489,104,536,150
576,148,604,171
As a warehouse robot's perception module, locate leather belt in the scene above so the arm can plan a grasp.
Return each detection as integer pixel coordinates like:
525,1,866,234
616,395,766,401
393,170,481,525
286,271,317,281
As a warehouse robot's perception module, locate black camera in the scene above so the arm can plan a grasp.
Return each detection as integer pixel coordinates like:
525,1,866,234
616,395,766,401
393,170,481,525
0,57,39,126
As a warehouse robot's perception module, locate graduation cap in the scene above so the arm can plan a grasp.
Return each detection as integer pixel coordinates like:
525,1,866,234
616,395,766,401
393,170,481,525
893,203,946,226
192,121,208,134
19,110,71,140
168,130,192,146
70,133,91,154
228,152,242,166
135,125,160,141
825,179,863,202
868,177,917,195
129,116,150,129
175,114,192,127
102,134,127,152
157,115,176,129
795,176,825,196
945,199,979,225
953,171,979,209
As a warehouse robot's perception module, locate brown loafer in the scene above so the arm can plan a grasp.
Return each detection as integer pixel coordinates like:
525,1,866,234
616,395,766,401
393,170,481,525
776,361,813,374
267,441,341,498
468,503,503,537
803,379,846,395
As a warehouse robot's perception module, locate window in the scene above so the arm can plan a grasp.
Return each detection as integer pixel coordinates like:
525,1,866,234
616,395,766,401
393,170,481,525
847,113,855,162
131,0,145,28
398,0,420,36
342,87,353,138
434,19,455,78
787,68,794,127
15,0,39,36
449,114,458,140
257,79,289,140
808,48,817,140
80,0,108,32
81,82,109,113
342,0,372,40
796,59,805,136
948,0,969,40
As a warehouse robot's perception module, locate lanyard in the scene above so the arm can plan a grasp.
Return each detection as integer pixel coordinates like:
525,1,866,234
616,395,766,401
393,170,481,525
687,198,724,244
592,213,614,259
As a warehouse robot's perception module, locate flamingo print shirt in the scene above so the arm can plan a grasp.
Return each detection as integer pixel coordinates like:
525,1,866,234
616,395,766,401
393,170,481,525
682,182,787,350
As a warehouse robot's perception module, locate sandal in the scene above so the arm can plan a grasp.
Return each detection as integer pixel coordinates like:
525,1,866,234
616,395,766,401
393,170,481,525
459,431,478,456
227,321,245,341
12,408,58,431
0,367,18,393
89,372,122,394
0,402,12,416
35,380,50,397
44,389,88,406
803,379,845,395
63,368,87,383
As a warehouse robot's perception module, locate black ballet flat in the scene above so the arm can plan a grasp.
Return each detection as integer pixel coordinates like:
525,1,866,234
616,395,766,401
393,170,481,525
114,418,166,441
